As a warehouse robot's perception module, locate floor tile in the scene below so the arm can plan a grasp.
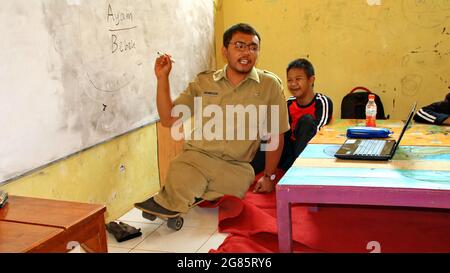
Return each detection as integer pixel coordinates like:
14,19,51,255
129,249,170,253
107,246,132,253
182,206,218,228
196,230,228,253
107,205,225,253
134,225,216,253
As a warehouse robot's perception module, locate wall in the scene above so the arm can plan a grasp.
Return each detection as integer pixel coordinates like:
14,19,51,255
215,0,449,119
0,124,159,222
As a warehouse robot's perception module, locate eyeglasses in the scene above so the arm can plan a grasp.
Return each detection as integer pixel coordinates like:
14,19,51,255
229,41,259,53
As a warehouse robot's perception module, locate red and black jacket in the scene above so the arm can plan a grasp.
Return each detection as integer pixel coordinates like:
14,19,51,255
287,93,333,140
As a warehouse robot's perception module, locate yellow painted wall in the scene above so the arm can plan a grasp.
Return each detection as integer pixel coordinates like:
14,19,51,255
215,0,449,119
0,125,160,222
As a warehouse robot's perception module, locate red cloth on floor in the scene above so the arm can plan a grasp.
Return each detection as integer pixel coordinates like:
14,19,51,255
201,170,450,253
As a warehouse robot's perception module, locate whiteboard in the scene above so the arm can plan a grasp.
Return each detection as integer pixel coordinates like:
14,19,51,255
0,0,215,184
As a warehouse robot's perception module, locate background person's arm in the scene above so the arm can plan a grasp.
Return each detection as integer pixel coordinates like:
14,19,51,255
413,93,450,125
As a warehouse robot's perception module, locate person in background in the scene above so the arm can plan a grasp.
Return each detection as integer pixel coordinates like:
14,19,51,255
413,93,450,125
251,58,333,174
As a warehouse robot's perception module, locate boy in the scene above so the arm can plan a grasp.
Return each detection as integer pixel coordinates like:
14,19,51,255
251,58,333,175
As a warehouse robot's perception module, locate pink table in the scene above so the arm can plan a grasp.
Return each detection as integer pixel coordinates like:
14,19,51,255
276,144,450,252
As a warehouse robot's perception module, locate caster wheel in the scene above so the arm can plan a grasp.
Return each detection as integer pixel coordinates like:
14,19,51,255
167,216,184,231
142,212,157,221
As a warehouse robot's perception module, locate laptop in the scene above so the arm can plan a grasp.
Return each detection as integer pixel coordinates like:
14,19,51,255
334,103,416,161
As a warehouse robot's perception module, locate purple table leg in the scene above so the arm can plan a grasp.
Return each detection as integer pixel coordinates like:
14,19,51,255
276,186,293,253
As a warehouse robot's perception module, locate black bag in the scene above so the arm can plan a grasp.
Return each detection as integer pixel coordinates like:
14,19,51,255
341,86,387,119
106,221,142,242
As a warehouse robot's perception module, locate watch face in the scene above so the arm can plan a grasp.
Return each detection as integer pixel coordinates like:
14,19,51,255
265,173,276,181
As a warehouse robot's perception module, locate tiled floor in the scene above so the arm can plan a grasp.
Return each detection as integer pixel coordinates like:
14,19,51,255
72,206,227,253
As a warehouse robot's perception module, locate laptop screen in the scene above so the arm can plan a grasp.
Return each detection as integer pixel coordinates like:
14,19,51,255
390,103,417,156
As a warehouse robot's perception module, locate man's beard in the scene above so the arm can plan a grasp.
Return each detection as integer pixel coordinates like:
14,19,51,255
229,62,252,74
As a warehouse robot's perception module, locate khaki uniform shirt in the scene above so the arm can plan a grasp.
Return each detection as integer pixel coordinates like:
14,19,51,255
173,65,290,162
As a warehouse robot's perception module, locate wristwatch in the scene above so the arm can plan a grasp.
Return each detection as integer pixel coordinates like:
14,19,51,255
264,172,276,181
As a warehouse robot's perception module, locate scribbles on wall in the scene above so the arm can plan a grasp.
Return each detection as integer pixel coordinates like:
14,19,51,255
401,74,423,96
0,0,215,184
402,0,450,28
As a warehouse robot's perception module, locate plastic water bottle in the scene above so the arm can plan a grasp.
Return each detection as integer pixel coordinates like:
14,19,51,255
365,94,377,127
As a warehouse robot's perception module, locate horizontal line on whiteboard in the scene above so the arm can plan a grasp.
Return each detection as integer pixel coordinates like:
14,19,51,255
87,73,135,93
109,26,138,32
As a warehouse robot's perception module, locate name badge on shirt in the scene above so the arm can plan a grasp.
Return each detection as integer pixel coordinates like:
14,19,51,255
203,91,219,96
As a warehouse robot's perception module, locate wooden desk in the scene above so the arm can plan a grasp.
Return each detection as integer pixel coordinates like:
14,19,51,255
0,221,63,253
0,195,107,253
276,120,450,252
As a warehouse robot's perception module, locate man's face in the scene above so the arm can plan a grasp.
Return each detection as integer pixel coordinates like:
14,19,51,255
222,32,260,74
287,68,315,98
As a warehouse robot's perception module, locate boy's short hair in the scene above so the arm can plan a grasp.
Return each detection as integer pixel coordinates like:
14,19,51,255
287,58,315,78
223,23,261,48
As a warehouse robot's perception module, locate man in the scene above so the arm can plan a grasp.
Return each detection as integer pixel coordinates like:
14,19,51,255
251,58,333,173
135,23,290,217
413,93,450,125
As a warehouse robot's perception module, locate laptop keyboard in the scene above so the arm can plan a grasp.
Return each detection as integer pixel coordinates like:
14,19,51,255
354,140,386,156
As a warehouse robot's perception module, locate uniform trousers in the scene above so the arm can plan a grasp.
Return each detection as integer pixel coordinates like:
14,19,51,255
154,150,255,213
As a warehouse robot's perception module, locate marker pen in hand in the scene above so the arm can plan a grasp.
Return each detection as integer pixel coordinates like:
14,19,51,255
157,52,175,63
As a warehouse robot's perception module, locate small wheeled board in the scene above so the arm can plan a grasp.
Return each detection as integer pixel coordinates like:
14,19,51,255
134,198,204,231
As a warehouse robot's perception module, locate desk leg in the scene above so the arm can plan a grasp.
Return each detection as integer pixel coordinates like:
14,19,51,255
277,196,293,253
81,214,108,253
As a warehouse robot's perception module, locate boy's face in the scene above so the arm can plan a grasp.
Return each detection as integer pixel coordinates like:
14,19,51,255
287,68,315,98
222,32,260,74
